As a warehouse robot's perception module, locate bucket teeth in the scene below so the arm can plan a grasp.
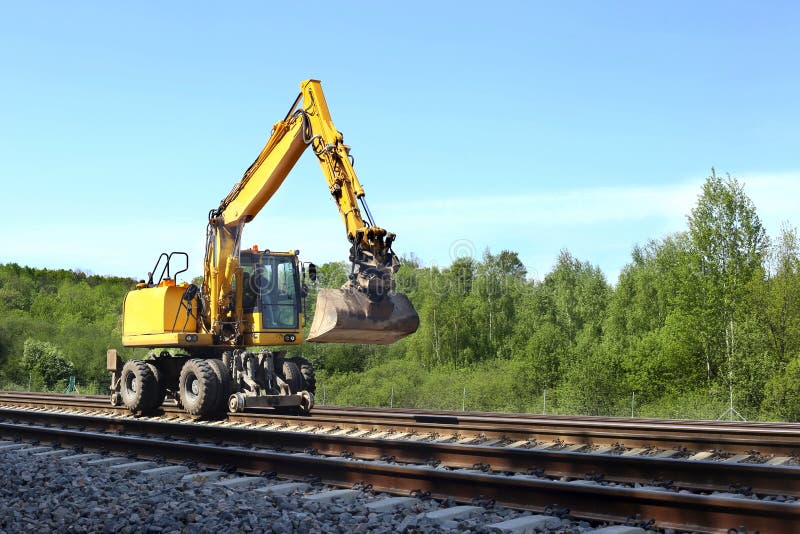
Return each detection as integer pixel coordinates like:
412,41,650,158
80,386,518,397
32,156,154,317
307,288,419,344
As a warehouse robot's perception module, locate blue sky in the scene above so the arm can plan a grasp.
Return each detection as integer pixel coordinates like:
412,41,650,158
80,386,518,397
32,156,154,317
1,1,798,282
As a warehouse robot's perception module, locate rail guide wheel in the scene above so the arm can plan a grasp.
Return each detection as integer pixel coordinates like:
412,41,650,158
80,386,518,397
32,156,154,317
299,391,314,414
229,392,246,413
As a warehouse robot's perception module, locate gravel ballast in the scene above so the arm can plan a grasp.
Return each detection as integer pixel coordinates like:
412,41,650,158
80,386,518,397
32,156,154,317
0,441,654,533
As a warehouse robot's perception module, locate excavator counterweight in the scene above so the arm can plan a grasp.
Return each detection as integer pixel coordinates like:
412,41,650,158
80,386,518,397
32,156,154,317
308,289,419,344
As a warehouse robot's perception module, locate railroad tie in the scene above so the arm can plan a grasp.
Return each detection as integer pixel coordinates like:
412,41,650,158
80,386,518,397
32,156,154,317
722,453,753,463
486,514,561,533
424,505,483,525
653,449,680,458
181,470,228,483
33,449,71,458
10,446,52,455
58,453,100,463
303,489,359,504
687,451,714,461
213,476,265,489
767,456,792,465
108,461,158,472
85,456,128,466
364,497,416,513
590,527,646,534
140,465,189,480
255,482,309,495
621,447,647,456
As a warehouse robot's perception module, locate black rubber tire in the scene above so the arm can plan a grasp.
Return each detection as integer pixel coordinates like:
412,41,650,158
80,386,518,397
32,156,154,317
178,359,219,417
288,356,316,394
281,360,303,394
146,362,166,410
120,359,158,413
206,358,232,414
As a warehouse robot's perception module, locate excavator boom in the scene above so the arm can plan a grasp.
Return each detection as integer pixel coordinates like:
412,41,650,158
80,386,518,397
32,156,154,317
206,79,418,345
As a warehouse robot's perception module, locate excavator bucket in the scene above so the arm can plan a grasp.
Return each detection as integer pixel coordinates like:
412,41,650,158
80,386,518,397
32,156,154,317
307,288,419,344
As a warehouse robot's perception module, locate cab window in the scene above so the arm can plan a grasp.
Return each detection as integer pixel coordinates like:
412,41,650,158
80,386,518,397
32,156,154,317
259,257,299,329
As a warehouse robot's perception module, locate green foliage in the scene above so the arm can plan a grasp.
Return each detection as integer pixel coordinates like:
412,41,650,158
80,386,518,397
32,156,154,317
0,264,135,390
22,338,74,390
687,169,769,385
557,347,625,416
761,355,800,421
688,169,768,289
319,357,549,413
636,388,729,420
752,224,800,366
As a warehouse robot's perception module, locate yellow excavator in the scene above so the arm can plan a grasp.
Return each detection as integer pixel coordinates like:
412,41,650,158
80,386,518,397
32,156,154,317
108,79,419,417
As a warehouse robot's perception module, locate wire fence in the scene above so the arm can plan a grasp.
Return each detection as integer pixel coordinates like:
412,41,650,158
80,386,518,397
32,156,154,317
0,375,745,422
312,380,742,421
0,376,107,396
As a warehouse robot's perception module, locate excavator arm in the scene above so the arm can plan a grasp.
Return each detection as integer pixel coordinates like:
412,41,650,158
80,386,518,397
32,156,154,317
204,79,418,344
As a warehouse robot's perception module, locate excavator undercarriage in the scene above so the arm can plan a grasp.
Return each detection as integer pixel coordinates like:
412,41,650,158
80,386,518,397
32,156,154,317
108,348,315,415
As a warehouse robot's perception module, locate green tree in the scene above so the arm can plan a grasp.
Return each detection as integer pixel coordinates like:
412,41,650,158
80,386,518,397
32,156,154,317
687,169,768,394
22,338,74,389
540,249,610,344
761,355,800,421
605,234,706,403
753,224,800,367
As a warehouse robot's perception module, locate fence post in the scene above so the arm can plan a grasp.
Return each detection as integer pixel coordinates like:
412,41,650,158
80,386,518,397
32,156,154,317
390,386,394,408
462,386,466,412
543,388,547,414
631,391,635,418
322,385,327,406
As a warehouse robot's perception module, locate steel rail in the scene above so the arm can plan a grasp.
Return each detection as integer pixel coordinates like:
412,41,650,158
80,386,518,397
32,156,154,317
2,405,799,499
0,418,797,533
6,390,800,432
2,391,800,456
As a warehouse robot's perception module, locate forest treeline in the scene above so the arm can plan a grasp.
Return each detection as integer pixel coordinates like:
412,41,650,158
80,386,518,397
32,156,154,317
2,171,800,420
0,267,133,391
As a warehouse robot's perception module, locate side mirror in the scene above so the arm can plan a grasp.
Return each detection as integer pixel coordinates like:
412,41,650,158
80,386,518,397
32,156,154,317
307,263,317,283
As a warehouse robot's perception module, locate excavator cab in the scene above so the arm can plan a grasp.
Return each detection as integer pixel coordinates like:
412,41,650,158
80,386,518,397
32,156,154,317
240,251,300,330
238,249,303,345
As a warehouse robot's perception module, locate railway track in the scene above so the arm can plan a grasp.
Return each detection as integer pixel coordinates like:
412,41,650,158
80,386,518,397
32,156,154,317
3,390,800,456
2,390,800,532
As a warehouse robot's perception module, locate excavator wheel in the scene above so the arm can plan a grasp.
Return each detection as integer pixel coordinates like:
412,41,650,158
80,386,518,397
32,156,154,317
288,356,316,394
119,359,159,414
280,360,303,394
178,359,219,417
206,358,232,415
146,362,166,411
